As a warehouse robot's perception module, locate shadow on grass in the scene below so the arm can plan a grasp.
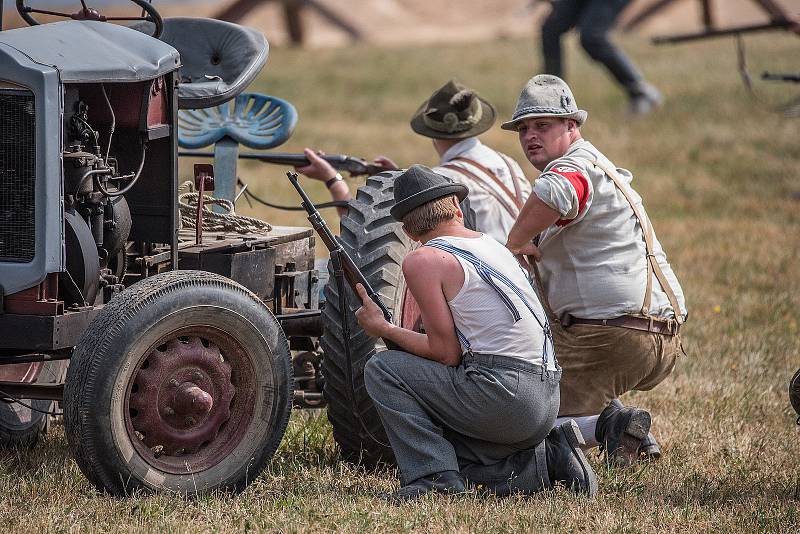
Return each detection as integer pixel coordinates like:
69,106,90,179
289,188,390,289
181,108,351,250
267,408,397,478
593,447,800,509
660,470,800,508
0,425,71,478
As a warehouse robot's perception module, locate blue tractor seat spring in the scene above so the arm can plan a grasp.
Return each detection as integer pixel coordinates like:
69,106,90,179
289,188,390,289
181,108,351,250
177,92,297,150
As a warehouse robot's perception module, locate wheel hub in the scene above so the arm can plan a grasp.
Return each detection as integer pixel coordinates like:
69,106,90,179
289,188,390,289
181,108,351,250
129,337,235,456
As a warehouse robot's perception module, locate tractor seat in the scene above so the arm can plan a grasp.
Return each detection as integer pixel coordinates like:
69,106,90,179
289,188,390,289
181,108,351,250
178,92,297,149
132,17,269,110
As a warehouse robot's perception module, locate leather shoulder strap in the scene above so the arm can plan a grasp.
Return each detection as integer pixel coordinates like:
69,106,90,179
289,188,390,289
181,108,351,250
441,163,519,219
592,159,683,323
496,152,526,203
451,156,524,210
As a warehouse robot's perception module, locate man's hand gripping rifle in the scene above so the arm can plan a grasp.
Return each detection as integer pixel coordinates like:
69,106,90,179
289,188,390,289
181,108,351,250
287,173,398,349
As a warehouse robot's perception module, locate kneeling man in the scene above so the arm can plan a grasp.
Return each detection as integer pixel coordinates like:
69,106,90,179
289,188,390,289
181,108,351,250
502,75,687,465
354,165,597,501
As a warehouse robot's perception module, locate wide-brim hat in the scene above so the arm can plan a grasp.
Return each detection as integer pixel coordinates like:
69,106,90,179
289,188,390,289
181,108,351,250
501,74,588,131
390,165,469,221
410,79,496,140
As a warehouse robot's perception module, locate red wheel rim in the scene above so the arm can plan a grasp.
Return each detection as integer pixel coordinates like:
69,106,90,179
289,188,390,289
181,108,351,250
124,326,258,474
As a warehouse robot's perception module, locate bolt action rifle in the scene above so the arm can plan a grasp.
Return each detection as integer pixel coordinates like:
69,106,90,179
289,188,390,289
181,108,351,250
287,172,399,350
180,151,388,177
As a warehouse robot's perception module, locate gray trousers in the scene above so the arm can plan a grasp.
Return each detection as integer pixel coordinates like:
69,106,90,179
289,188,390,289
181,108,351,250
364,351,561,494
542,0,647,96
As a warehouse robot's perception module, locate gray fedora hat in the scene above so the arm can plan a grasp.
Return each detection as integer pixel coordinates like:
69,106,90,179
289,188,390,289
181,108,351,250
390,165,469,221
501,74,588,131
410,80,496,140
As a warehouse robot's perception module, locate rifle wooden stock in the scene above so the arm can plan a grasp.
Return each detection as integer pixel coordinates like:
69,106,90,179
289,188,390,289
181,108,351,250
179,151,386,177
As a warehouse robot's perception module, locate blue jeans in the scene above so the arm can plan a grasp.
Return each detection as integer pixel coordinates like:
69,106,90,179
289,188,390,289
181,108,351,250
542,0,648,96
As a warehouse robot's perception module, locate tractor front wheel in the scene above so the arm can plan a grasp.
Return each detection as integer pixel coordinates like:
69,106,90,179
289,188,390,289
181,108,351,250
63,270,292,495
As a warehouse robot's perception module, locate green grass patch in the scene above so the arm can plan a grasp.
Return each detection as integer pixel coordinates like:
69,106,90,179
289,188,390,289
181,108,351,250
4,32,800,532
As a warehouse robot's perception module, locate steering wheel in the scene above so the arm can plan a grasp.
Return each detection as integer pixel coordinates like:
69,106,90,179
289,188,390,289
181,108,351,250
16,0,164,39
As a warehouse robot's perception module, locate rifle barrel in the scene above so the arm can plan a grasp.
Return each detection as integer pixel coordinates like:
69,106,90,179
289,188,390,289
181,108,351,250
762,72,800,83
287,172,314,208
286,172,393,323
179,151,375,176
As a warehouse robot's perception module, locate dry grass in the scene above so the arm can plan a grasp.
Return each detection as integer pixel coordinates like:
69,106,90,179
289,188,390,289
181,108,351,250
3,31,800,532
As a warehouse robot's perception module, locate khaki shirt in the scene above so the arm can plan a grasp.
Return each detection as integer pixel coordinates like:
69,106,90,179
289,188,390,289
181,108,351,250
533,139,687,320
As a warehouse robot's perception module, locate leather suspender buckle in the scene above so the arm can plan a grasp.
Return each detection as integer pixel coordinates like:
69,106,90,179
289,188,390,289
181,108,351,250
666,318,678,335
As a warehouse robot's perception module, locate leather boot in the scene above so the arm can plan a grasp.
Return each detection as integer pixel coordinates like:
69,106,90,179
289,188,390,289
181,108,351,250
638,432,662,460
387,470,466,503
596,402,651,467
610,398,661,461
546,420,598,497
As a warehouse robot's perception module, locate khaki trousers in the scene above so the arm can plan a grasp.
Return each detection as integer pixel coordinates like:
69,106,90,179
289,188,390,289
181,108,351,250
553,322,682,417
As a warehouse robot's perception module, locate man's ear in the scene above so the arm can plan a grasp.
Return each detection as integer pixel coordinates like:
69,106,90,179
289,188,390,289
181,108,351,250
566,119,578,132
451,195,464,220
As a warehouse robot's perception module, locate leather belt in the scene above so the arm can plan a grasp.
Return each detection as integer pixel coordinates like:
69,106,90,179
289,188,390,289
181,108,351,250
562,314,680,336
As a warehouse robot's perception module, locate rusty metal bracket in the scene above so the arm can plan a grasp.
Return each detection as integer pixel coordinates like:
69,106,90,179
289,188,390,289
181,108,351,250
194,163,214,245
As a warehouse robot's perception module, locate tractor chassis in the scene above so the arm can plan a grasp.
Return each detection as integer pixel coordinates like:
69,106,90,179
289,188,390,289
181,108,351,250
0,226,323,407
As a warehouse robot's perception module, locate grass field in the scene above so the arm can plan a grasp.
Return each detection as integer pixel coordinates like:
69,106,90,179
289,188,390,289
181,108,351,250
2,31,800,532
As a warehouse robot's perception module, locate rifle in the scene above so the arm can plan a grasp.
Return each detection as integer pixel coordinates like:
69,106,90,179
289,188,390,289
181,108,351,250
762,72,800,83
179,151,387,177
286,172,395,328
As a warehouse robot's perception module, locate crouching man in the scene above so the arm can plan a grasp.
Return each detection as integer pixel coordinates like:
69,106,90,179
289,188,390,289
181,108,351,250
353,165,597,502
502,75,687,465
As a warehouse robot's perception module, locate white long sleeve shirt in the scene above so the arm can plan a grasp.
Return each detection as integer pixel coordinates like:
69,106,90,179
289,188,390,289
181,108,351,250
434,138,531,243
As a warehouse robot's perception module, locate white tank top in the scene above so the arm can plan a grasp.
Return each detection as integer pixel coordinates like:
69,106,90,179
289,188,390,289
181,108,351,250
428,235,554,369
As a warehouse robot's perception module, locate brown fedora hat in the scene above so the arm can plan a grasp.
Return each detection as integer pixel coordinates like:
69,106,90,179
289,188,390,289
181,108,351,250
410,80,496,140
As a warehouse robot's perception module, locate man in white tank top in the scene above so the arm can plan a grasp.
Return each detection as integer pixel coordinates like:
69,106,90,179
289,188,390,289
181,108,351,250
502,75,687,466
354,164,597,501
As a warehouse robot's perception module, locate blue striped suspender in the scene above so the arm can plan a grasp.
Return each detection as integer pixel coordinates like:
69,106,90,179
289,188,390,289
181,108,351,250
454,329,472,351
425,239,556,369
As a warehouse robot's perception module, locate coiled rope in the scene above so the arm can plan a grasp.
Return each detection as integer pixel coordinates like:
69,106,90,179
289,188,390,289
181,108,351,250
178,181,273,235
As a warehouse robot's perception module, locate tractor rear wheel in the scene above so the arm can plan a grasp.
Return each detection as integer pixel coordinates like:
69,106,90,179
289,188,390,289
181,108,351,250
63,270,292,495
0,360,67,448
320,173,418,466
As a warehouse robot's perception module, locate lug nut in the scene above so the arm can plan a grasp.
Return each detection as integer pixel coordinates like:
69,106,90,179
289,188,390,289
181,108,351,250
185,416,196,426
169,379,179,387
163,407,174,416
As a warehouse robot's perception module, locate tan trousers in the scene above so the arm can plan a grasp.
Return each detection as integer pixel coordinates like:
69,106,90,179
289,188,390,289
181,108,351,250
553,322,682,417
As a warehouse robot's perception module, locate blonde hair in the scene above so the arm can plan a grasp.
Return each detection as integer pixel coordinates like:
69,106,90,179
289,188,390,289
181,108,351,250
401,195,459,237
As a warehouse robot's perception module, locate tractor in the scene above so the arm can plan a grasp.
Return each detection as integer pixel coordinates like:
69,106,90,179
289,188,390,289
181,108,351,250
0,0,420,495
